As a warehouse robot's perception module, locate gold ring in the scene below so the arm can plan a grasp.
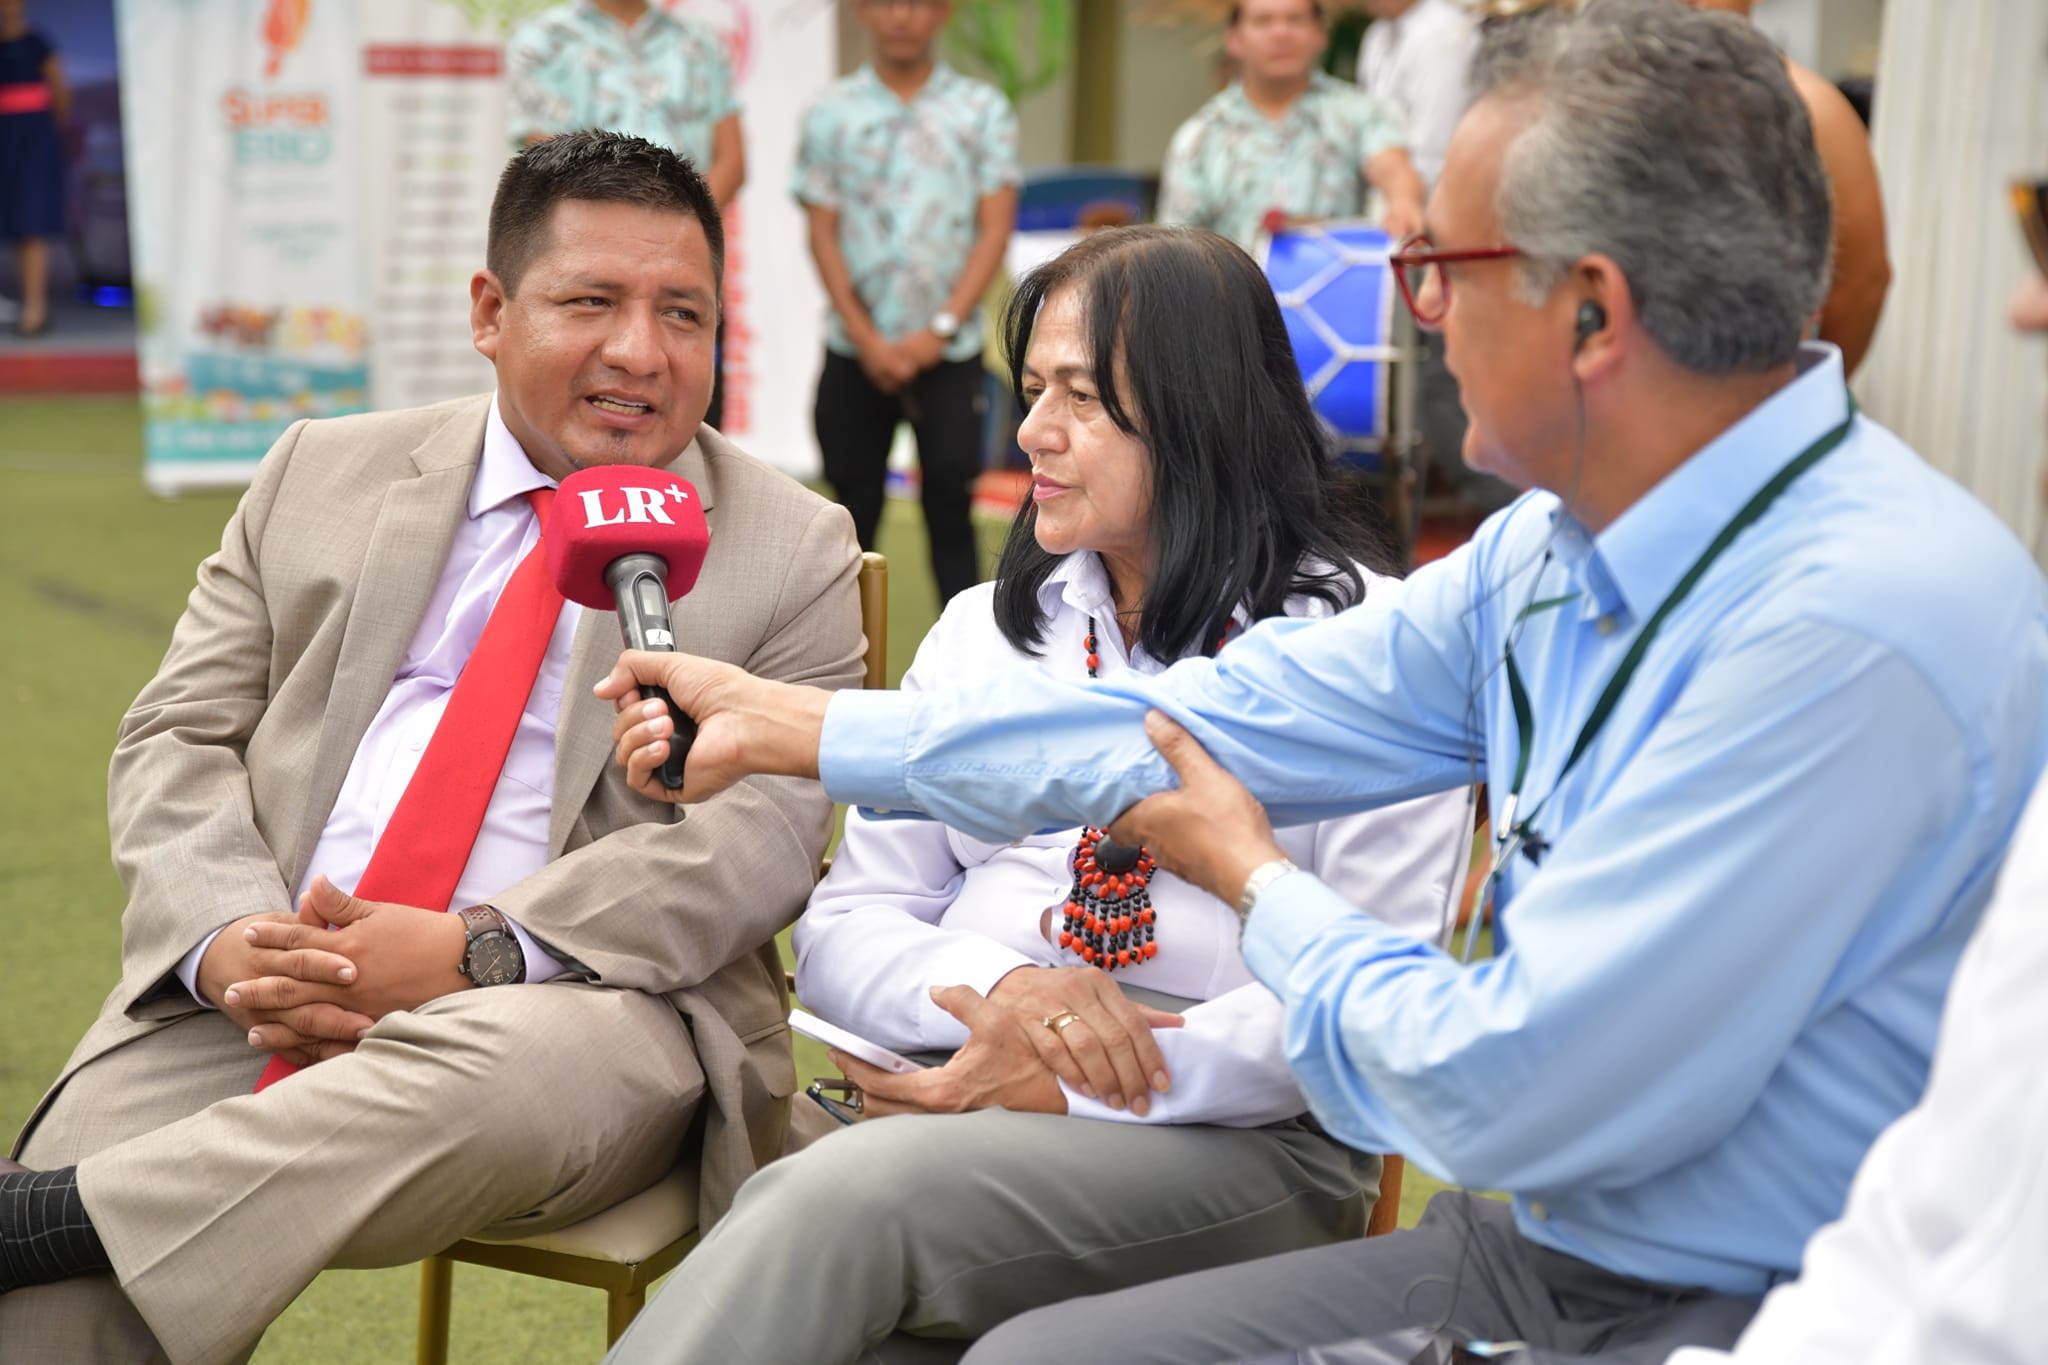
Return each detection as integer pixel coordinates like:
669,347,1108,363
1044,1011,1084,1033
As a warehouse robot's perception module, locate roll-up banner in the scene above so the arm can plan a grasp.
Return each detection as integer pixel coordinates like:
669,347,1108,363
119,0,834,494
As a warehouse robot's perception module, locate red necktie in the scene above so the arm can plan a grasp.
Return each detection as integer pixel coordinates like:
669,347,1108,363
257,488,563,1089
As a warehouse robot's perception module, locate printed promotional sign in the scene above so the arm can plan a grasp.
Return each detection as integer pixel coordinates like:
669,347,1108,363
357,0,516,413
120,0,370,492
121,0,835,491
672,0,835,476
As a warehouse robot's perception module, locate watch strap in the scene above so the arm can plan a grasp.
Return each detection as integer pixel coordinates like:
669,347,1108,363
457,904,524,985
1236,858,1301,920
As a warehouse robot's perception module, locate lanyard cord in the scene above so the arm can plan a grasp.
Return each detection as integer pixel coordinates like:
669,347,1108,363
1498,399,1858,858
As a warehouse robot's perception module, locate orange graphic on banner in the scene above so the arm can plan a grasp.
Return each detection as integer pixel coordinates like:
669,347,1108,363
262,0,311,79
721,198,752,433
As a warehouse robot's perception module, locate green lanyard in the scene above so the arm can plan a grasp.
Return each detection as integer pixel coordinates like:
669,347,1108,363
1496,400,1858,866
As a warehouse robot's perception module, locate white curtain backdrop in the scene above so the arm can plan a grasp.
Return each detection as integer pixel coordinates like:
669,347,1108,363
1855,0,2048,564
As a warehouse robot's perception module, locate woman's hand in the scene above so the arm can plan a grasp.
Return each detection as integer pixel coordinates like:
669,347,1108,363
832,985,1066,1117
593,649,830,802
984,965,1181,1115
1109,711,1288,911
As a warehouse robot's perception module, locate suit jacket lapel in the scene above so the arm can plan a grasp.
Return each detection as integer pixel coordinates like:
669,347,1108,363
285,400,489,889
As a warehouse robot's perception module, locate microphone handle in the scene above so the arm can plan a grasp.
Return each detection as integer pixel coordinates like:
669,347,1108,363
605,552,693,791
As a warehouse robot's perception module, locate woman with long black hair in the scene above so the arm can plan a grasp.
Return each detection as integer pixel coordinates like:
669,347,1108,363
606,225,1470,1365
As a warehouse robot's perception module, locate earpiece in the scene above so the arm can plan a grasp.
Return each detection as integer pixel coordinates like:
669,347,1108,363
1573,301,1607,353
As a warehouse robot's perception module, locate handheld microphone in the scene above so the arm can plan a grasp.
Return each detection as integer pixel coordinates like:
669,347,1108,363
546,465,711,791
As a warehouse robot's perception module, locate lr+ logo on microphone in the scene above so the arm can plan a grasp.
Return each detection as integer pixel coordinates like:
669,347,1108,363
576,483,693,529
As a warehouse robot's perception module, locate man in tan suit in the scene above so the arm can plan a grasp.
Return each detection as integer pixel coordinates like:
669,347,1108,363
0,131,862,1363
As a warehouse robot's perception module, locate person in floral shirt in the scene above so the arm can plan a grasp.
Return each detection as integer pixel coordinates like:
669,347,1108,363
792,0,1019,607
508,0,744,427
1161,0,1426,252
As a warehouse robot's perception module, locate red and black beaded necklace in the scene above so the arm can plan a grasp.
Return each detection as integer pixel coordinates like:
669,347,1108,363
1055,615,1159,971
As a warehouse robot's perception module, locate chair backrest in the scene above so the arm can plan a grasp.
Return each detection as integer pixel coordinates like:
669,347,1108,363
812,551,889,891
857,551,888,689
1366,1155,1405,1237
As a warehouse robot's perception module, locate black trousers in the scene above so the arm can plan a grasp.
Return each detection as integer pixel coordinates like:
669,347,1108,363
815,349,987,606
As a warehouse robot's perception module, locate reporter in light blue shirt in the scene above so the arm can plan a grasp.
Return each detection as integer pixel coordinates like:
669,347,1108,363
597,4,2048,1359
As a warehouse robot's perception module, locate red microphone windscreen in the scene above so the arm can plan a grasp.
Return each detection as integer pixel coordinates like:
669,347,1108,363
546,465,710,611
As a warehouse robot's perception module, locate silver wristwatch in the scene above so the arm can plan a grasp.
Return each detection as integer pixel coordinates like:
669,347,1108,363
457,904,525,987
1236,858,1301,922
929,309,960,340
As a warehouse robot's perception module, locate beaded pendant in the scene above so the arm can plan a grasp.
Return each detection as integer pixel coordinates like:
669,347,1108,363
1058,828,1157,971
1058,615,1161,972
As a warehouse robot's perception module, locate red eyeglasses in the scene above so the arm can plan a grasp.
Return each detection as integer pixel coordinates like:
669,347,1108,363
1390,234,1525,325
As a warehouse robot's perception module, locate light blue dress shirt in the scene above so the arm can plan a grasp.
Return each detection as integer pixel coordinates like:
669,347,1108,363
790,63,1020,364
819,346,2048,1297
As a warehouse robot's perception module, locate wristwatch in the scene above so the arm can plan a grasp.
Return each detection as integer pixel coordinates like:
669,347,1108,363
457,904,526,987
929,309,960,340
1236,858,1301,922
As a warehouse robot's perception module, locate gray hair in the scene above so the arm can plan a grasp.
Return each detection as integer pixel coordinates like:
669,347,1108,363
1473,0,1832,374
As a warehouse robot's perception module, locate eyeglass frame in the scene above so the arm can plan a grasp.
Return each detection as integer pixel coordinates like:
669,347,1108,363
1390,234,1526,325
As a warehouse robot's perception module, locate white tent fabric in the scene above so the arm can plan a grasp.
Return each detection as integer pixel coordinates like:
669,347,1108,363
1855,0,2048,565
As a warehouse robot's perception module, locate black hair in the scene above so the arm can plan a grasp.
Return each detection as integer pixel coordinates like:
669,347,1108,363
993,225,1395,664
1228,0,1326,25
487,130,724,297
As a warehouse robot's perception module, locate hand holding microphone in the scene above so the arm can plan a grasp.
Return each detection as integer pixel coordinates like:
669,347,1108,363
548,466,710,790
595,649,834,805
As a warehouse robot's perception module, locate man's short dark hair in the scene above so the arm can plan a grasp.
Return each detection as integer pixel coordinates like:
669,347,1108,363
1227,0,1326,25
487,130,724,297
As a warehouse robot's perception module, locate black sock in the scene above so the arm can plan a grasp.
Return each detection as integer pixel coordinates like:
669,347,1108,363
0,1166,112,1293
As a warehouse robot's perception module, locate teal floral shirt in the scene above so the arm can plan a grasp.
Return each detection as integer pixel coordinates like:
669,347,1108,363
506,1,738,171
1158,73,1407,251
791,63,1020,364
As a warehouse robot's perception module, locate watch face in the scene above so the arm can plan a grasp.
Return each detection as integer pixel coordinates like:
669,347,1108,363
467,934,522,987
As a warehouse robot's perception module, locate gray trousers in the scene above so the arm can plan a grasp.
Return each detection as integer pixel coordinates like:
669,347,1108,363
1,984,702,1365
965,1192,1760,1365
605,1107,1380,1365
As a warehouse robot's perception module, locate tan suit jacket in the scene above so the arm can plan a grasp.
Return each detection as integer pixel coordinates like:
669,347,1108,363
23,392,864,1229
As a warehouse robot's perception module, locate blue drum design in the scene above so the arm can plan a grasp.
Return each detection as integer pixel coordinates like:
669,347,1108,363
1259,221,1400,472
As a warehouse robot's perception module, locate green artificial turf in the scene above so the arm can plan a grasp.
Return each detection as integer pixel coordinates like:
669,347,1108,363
0,395,1458,1362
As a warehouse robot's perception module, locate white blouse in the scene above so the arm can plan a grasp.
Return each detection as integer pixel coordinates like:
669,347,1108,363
794,552,1473,1128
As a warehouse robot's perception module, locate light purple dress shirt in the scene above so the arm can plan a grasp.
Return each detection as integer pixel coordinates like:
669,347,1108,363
178,398,574,1003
